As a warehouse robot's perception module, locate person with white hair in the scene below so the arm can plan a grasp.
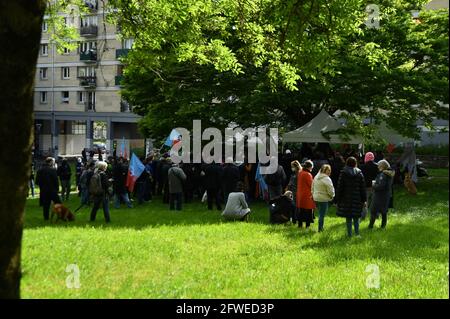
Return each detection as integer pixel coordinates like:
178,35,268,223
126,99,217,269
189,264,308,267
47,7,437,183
368,159,395,229
89,161,111,223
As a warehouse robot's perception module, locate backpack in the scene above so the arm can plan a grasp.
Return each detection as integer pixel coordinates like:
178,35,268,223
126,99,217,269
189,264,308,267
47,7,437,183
89,172,103,196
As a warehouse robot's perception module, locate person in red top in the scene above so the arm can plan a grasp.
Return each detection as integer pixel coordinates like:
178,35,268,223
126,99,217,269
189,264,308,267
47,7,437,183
297,160,316,229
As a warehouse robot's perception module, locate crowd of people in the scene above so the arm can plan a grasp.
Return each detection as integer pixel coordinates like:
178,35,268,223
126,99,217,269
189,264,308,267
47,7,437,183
31,143,397,237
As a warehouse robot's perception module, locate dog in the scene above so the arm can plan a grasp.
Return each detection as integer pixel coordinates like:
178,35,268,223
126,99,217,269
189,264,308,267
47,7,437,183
51,203,75,222
404,172,417,195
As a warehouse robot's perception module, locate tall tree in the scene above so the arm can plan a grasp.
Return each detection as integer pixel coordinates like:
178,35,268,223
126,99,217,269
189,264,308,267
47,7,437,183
0,0,46,298
0,0,85,299
109,0,448,144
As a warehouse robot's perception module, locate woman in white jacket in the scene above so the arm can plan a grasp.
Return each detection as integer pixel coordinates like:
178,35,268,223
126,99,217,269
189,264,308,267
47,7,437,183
312,164,335,232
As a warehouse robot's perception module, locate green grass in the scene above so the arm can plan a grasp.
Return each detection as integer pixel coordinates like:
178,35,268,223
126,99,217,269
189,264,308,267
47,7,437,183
21,170,449,299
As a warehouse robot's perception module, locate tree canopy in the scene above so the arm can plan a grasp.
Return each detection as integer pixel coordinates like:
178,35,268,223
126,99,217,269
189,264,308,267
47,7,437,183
108,0,448,145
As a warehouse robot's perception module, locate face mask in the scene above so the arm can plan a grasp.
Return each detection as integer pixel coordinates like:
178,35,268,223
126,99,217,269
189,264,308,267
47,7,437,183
291,168,296,172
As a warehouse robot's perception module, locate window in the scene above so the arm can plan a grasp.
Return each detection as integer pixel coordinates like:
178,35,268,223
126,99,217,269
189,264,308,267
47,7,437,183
72,121,86,135
63,47,70,55
81,15,97,27
117,65,124,76
77,66,96,77
41,44,48,56
39,68,48,80
42,20,48,32
61,91,70,103
40,92,47,104
62,67,70,79
80,41,97,53
77,91,85,104
122,38,134,49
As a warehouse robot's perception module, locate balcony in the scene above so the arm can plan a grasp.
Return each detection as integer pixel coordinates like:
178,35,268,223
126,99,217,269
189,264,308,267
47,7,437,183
80,76,97,88
80,25,98,36
85,102,95,112
120,100,132,112
115,75,124,86
80,51,97,62
116,49,130,59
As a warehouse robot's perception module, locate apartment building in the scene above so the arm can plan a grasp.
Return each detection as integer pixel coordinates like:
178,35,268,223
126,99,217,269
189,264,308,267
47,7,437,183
33,0,143,157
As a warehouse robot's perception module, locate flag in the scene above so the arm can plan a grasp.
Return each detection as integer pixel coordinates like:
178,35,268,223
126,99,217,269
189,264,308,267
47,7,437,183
126,153,145,192
164,129,181,147
255,163,268,201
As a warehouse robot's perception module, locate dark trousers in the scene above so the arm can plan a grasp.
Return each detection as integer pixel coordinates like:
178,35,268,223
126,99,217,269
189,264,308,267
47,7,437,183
60,179,71,200
162,182,170,203
136,181,146,204
298,208,314,228
169,192,183,210
206,188,221,210
369,212,387,228
41,192,61,220
346,217,360,237
90,196,110,222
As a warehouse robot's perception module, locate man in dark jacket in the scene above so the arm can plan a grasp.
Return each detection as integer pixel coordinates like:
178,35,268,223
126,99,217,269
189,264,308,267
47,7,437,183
204,161,224,210
263,163,286,203
57,158,72,201
335,157,367,237
181,162,194,204
168,162,187,210
112,157,132,208
222,161,240,203
160,157,172,204
36,157,61,220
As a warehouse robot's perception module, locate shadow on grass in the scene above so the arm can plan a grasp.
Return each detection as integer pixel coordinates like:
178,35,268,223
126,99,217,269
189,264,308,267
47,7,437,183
23,196,272,230
266,216,448,264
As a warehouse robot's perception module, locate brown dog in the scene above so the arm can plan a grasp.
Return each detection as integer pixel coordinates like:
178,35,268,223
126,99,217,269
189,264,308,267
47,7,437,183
51,203,75,222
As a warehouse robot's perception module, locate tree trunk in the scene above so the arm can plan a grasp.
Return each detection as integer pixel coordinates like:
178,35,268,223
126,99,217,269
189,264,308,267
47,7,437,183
0,0,46,298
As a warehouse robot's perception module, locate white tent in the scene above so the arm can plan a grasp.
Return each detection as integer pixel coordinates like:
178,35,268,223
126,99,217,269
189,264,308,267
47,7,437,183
282,109,363,144
373,122,415,145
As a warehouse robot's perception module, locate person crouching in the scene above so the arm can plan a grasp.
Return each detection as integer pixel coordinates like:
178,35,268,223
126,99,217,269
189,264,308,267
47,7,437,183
269,191,295,224
222,182,251,221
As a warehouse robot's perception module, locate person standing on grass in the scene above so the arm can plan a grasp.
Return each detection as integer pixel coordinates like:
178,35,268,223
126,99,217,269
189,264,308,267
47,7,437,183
222,182,251,221
369,159,395,230
297,160,316,229
360,152,379,219
287,160,302,225
89,161,111,223
204,160,224,211
312,164,335,232
336,157,367,237
263,160,286,203
168,161,187,211
222,159,241,203
76,157,83,197
57,158,72,201
79,161,95,206
112,157,133,208
35,157,61,220
28,160,35,198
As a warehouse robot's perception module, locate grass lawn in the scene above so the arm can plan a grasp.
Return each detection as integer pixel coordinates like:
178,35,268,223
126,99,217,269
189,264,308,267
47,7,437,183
21,169,449,298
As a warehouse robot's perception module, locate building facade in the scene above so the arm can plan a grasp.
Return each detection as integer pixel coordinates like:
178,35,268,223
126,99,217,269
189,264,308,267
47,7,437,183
33,0,144,157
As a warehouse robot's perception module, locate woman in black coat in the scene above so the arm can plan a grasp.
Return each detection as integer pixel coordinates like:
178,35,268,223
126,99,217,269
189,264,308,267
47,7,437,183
369,160,395,229
335,157,367,237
